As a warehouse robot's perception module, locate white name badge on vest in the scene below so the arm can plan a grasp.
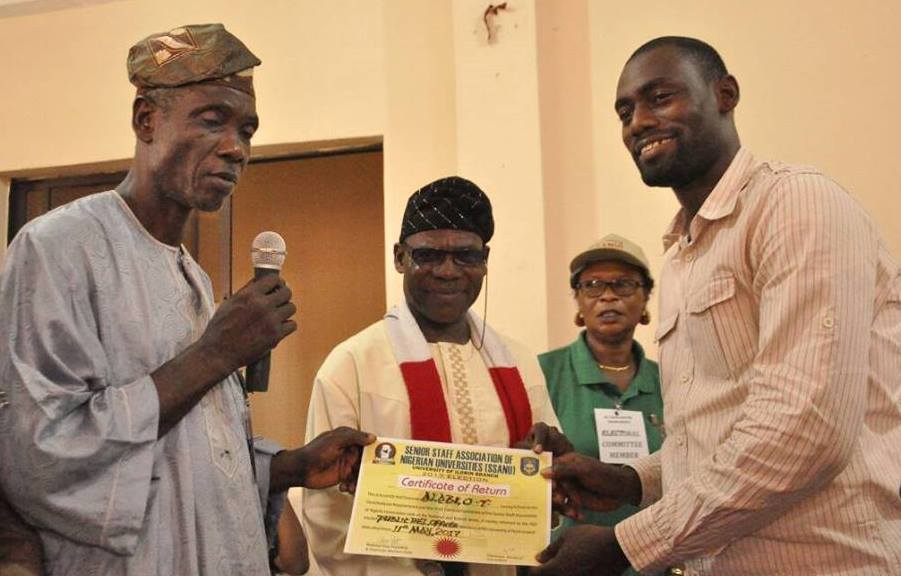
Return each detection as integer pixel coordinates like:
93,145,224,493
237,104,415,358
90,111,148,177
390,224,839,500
594,408,649,464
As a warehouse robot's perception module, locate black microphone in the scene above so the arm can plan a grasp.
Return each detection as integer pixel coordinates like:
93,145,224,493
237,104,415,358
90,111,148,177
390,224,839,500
245,231,287,393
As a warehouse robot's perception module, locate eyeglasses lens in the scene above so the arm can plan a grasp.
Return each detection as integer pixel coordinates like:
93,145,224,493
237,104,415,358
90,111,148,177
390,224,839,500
580,279,641,297
409,247,486,267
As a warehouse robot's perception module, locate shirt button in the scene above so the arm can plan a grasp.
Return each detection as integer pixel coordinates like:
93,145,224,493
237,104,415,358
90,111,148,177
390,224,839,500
684,253,694,263
675,435,685,446
822,316,835,329
680,372,692,384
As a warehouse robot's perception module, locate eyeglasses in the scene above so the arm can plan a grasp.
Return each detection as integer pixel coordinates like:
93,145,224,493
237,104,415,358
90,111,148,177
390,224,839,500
575,278,644,298
404,246,489,268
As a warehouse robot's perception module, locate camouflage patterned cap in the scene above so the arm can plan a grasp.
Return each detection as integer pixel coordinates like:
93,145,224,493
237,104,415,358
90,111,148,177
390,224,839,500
127,23,260,96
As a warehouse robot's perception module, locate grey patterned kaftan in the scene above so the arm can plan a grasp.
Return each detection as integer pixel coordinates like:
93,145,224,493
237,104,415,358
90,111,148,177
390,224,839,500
0,191,272,575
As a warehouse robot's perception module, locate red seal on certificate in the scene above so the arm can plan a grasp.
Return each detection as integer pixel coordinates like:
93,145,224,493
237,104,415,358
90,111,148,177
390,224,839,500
434,537,461,559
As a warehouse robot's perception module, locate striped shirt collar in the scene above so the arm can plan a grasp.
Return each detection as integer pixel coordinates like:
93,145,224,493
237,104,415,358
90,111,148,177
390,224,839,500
662,147,757,251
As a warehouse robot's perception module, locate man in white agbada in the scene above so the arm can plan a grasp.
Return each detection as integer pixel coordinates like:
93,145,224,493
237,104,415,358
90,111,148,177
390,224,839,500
302,177,566,576
0,24,373,576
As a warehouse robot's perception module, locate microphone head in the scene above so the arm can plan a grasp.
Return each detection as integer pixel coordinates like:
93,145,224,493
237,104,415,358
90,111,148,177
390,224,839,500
251,231,287,270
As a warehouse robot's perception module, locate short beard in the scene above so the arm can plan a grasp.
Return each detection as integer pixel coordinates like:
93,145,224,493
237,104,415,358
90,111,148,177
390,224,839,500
635,138,719,189
638,161,697,188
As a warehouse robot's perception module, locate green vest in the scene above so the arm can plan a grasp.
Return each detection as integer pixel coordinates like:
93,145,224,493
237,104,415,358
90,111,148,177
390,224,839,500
539,332,664,534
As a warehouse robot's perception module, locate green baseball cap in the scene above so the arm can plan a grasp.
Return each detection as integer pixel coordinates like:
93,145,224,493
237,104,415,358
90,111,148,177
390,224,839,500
569,233,652,288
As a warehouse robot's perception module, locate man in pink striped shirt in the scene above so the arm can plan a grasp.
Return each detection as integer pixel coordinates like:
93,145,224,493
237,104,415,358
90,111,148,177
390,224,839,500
535,36,901,575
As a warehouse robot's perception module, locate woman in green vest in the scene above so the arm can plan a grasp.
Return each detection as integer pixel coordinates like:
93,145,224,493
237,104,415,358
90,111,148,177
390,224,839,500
539,234,664,576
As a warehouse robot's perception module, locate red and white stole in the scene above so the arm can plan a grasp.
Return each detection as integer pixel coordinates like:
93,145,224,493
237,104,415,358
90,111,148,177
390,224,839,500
384,301,533,446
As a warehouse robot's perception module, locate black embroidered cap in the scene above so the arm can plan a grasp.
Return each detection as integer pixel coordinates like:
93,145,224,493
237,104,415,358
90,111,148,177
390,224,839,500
400,176,494,243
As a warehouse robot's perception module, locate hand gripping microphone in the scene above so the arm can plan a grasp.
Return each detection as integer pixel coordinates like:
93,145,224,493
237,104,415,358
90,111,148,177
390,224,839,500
245,231,287,393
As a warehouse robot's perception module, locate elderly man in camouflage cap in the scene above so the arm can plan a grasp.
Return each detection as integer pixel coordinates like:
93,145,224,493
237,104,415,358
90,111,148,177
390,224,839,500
0,24,373,576
303,177,565,576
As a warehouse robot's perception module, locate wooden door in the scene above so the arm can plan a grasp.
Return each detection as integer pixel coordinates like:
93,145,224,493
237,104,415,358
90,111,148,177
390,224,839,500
231,150,385,447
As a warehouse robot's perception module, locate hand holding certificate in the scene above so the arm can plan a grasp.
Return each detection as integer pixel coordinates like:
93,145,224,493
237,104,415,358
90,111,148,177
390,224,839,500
345,438,552,566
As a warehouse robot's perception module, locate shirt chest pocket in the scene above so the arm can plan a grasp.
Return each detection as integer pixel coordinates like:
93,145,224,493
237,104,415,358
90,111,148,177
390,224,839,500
654,311,679,400
686,272,756,381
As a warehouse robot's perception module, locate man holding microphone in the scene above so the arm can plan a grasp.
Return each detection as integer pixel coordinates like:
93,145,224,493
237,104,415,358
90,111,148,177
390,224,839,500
0,24,373,575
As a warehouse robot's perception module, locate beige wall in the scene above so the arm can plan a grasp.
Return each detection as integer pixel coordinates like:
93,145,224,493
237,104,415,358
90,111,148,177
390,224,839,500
536,0,599,348
2,0,900,358
382,0,458,306
451,0,548,348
